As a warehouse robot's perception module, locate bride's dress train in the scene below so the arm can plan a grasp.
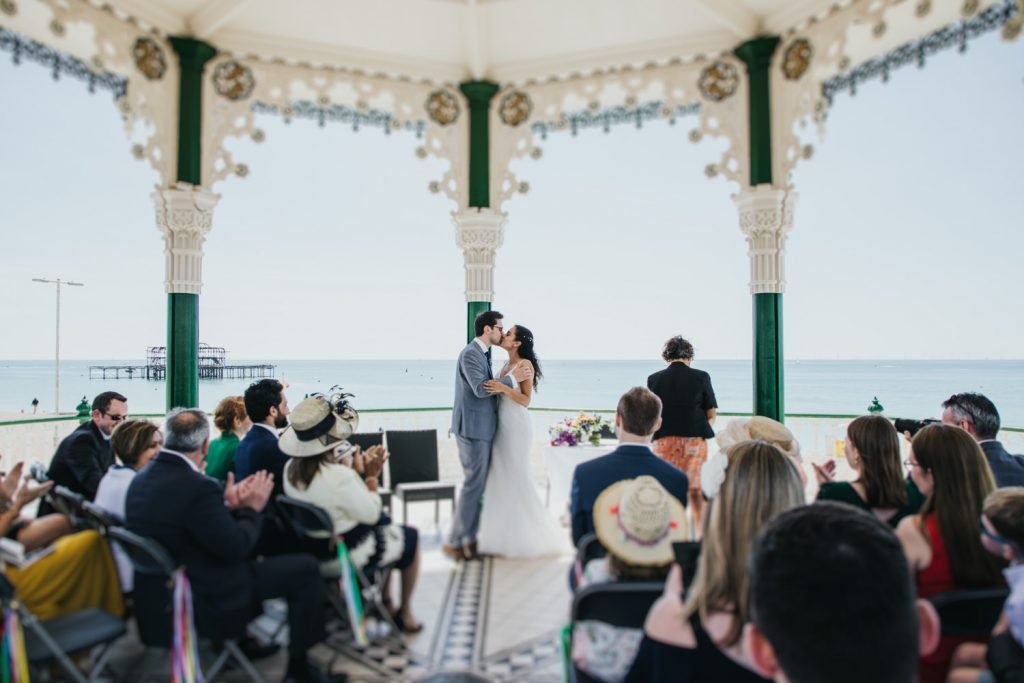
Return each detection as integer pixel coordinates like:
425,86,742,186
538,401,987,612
477,391,568,557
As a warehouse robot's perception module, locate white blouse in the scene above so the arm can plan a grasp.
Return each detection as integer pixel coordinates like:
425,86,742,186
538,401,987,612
282,459,382,535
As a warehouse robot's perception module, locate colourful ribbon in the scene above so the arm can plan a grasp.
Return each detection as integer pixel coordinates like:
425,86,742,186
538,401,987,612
171,569,204,683
337,541,368,646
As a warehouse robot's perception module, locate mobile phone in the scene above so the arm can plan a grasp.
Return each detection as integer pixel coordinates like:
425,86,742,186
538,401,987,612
672,541,701,588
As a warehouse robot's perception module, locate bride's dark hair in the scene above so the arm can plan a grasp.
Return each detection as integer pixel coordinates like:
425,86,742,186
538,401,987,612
513,325,543,390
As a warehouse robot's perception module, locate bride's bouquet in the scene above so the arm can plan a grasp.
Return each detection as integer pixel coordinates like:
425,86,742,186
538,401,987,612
549,413,609,447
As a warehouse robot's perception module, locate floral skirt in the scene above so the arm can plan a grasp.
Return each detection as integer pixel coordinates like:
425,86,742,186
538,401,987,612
652,436,707,492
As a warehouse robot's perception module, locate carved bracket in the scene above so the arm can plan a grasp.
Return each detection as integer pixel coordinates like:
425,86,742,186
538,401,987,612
453,207,506,302
152,183,220,295
734,184,797,295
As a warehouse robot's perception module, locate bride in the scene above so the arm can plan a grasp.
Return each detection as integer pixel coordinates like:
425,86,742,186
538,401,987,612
477,325,567,557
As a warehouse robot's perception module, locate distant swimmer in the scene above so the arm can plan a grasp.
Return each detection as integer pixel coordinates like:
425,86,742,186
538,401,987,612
31,397,39,414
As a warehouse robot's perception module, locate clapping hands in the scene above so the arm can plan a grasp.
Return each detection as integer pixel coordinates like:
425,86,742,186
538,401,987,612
351,445,388,480
0,461,53,513
812,459,837,485
223,471,274,513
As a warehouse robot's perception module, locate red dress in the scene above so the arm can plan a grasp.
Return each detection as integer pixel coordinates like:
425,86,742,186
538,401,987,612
915,514,970,683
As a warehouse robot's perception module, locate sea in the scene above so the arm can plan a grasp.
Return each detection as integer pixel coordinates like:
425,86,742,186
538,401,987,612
2,359,1024,428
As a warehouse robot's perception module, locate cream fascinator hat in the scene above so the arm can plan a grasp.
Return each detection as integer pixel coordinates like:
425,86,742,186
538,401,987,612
701,416,803,500
279,388,359,458
593,475,687,566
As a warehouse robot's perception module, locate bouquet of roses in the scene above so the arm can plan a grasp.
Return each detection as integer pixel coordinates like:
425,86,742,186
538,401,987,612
549,413,608,446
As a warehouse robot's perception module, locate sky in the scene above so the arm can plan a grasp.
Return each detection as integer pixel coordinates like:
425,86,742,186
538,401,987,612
1,29,1022,362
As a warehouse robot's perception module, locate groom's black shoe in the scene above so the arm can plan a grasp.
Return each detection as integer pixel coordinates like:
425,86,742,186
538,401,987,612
463,541,481,561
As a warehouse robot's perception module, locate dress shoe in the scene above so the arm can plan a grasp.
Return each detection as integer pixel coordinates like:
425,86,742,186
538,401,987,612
440,543,465,560
463,541,479,560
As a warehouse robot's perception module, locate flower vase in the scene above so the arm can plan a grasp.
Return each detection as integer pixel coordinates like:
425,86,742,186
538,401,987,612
589,432,602,446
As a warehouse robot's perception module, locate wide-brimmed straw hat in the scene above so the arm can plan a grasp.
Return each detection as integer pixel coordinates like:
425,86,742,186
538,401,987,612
593,475,687,566
279,395,359,458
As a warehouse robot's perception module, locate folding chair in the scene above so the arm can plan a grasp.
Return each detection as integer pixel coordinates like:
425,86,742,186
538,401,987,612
0,573,126,683
576,533,607,567
383,429,454,525
44,485,87,526
80,500,124,533
570,582,665,683
929,587,1009,637
276,495,403,643
106,527,268,683
347,431,390,512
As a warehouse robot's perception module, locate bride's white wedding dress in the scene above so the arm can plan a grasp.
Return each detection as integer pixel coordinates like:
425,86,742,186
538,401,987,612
477,386,568,557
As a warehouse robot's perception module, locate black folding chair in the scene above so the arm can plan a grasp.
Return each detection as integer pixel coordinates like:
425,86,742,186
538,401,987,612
80,500,124,532
106,527,268,682
276,495,403,643
598,423,616,440
576,533,607,567
570,582,665,683
347,431,391,512
384,429,454,525
44,485,87,526
0,573,126,683
929,587,1009,637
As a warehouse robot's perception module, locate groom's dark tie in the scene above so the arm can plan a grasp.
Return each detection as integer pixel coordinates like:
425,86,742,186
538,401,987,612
485,347,493,378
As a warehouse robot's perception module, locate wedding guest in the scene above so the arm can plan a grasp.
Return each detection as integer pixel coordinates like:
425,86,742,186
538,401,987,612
1,462,123,620
814,414,921,526
947,487,1024,683
942,392,1024,488
744,503,940,683
896,424,1005,683
95,418,163,590
570,387,689,548
573,476,683,683
701,416,807,504
205,395,251,481
625,440,803,683
280,395,423,633
42,391,127,508
647,336,717,525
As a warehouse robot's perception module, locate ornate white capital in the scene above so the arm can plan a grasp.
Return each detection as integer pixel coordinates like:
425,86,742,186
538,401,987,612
453,207,506,302
152,182,220,295
734,184,797,295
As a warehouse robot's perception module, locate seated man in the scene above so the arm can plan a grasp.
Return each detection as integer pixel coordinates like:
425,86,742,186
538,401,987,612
942,392,1024,488
126,408,345,683
43,391,126,506
570,387,689,547
743,502,940,683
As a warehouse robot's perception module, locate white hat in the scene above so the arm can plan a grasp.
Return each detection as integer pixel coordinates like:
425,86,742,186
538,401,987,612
279,395,359,458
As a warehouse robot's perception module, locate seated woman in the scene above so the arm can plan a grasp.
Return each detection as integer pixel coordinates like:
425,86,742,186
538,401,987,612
814,414,921,526
896,424,1005,683
572,476,683,683
94,418,163,590
205,395,251,481
625,440,805,682
0,462,123,619
279,395,422,633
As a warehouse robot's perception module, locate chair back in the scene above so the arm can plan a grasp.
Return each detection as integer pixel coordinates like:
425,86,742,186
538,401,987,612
275,495,337,560
106,527,177,647
929,587,1009,637
347,432,384,452
80,501,125,532
384,429,439,488
598,423,616,440
46,485,85,519
576,533,606,567
571,581,664,627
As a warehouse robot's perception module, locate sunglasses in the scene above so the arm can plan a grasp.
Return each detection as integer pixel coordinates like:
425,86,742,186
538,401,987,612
104,412,128,423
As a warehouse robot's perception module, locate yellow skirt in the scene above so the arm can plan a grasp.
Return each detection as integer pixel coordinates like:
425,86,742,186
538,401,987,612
6,530,124,620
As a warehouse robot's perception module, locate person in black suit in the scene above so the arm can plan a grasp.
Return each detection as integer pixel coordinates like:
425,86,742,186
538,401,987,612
126,408,345,683
570,387,689,548
42,391,127,510
647,336,718,526
941,392,1024,488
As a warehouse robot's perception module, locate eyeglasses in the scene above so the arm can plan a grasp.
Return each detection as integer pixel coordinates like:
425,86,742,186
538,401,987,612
979,516,1020,552
104,412,127,423
903,459,925,470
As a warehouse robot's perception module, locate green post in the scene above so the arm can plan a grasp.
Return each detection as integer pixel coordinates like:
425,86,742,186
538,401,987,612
735,36,784,422
167,37,216,410
460,81,500,342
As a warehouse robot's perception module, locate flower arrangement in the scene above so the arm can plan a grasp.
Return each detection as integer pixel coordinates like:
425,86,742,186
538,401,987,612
549,413,609,446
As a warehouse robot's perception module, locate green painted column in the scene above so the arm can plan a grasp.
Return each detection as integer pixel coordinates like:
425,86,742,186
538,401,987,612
459,81,500,342
167,37,217,410
735,37,784,422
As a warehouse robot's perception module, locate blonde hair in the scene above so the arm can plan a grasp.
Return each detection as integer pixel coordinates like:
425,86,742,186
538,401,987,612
683,440,805,646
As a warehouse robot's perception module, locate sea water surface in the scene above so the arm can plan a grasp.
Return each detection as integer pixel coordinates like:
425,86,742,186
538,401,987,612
2,359,1023,427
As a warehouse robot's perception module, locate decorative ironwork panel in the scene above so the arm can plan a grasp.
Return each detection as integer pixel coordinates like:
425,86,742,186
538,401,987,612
213,60,255,101
251,100,426,136
498,91,532,127
132,36,166,81
426,89,460,126
531,101,701,139
698,61,739,102
782,39,813,81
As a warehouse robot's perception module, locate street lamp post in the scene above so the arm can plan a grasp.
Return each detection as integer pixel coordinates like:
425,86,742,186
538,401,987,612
31,278,84,414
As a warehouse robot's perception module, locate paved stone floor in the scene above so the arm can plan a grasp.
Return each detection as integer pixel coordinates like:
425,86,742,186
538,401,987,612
99,493,574,683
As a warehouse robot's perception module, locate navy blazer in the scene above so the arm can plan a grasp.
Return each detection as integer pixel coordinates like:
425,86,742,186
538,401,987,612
234,424,288,500
46,420,113,501
981,441,1024,488
126,451,263,641
569,443,689,546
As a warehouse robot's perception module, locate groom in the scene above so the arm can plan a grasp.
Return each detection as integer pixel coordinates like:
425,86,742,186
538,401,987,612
443,310,532,561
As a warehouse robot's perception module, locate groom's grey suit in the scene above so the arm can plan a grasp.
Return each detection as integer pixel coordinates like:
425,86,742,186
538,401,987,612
449,340,515,546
